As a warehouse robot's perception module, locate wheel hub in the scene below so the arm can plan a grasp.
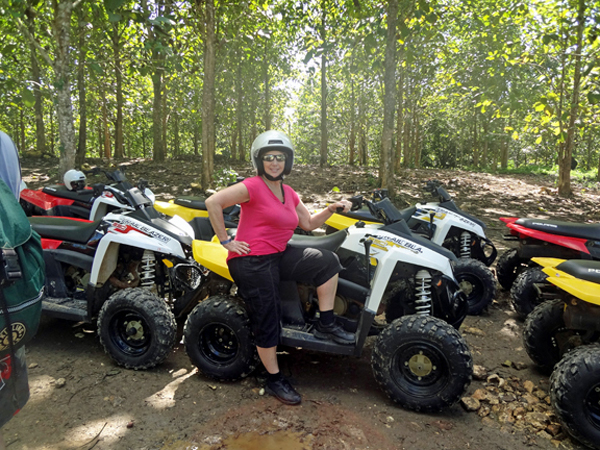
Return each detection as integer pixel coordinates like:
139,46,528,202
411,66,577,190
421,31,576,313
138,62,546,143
407,351,435,378
125,320,144,340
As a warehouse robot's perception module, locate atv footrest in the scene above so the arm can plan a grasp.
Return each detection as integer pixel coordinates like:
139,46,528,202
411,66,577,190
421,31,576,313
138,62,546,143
280,328,355,356
43,298,89,322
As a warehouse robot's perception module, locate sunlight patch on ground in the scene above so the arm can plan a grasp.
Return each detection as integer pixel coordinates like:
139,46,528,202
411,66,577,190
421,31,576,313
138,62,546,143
144,367,196,409
63,414,129,448
26,374,62,404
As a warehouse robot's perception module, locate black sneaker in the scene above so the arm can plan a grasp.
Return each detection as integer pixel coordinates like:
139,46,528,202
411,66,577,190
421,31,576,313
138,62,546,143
265,377,302,405
314,322,355,345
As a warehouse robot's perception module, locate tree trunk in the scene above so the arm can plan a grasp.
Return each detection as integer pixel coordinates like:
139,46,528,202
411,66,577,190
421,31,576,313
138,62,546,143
472,110,479,167
143,0,165,162
113,22,124,159
76,9,87,166
236,53,243,161
319,2,328,167
54,0,79,178
201,0,216,189
101,86,111,159
558,0,585,197
395,65,404,172
379,0,397,196
414,114,421,168
27,15,47,157
349,80,356,166
263,42,271,131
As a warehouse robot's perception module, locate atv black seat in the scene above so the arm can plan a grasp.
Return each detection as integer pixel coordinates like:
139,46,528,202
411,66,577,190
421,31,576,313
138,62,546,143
174,196,237,215
29,217,101,244
556,259,600,285
174,196,207,210
517,218,600,241
289,229,348,252
398,206,416,222
42,185,95,203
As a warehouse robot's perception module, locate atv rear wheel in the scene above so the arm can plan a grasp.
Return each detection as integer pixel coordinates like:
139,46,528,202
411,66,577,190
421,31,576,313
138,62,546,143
184,295,258,381
372,315,473,412
510,267,549,319
97,288,176,370
496,248,524,291
550,344,600,450
523,299,585,374
453,258,496,315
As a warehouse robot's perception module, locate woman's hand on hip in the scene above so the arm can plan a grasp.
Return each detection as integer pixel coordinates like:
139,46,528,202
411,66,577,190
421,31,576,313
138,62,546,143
224,240,251,255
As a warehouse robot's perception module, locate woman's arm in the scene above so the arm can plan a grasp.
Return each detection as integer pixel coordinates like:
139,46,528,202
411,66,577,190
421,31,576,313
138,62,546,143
205,183,251,255
296,199,351,231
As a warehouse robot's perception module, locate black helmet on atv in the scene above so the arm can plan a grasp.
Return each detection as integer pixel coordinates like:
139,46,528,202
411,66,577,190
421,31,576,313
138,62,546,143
250,130,294,181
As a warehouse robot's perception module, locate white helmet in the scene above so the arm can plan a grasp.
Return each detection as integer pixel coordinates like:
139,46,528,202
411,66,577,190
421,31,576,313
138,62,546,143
250,130,294,180
63,169,86,191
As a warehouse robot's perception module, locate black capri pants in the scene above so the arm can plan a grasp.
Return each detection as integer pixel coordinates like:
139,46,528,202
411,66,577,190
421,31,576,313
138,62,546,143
228,246,342,348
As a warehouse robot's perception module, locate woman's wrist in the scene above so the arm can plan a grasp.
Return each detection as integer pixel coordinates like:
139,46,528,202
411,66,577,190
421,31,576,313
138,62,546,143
327,204,336,213
220,238,232,246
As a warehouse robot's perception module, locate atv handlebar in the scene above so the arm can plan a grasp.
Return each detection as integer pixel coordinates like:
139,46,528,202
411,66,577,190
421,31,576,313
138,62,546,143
83,167,128,183
424,180,452,202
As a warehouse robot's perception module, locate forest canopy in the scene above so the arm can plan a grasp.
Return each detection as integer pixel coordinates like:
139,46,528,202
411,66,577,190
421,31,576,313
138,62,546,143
1,0,599,193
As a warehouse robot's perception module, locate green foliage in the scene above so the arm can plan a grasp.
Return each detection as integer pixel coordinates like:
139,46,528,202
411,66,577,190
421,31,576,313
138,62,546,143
1,0,600,179
213,167,239,189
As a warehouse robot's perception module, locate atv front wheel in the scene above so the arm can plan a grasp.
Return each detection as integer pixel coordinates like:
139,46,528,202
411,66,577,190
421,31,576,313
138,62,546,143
523,299,585,374
98,288,176,370
453,258,496,315
510,267,549,319
183,295,258,381
550,344,600,450
496,248,524,291
372,315,473,412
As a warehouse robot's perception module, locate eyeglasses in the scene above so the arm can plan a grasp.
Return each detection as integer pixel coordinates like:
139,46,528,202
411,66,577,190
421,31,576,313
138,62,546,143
262,154,286,162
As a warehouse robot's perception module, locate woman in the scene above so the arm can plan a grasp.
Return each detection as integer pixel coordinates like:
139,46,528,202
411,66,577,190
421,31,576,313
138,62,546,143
205,130,353,405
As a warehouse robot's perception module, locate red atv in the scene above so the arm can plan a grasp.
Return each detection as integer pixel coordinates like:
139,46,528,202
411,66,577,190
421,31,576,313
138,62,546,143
497,216,600,318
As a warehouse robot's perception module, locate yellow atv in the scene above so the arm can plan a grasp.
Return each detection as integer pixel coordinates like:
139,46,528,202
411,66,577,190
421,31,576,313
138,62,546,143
522,257,600,449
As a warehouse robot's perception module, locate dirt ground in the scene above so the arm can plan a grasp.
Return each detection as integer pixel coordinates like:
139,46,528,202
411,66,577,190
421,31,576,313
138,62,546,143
4,158,599,450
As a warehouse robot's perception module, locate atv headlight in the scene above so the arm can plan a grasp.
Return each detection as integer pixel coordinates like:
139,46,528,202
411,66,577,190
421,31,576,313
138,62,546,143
172,263,203,291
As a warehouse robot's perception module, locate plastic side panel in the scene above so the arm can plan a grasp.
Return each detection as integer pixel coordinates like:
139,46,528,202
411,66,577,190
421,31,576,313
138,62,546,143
547,276,600,306
325,214,378,230
531,257,567,269
499,217,518,224
154,200,208,222
21,189,75,209
508,223,590,254
192,240,233,281
41,238,62,250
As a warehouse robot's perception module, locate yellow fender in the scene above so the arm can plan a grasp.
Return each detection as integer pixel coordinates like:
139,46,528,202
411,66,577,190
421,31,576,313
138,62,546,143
154,200,209,222
530,257,568,270
192,239,233,281
545,272,600,306
324,213,378,231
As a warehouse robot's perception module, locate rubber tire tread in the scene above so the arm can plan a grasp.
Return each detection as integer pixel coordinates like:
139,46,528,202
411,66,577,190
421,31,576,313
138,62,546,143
510,267,548,319
550,344,600,450
371,315,473,412
496,248,522,291
97,287,176,370
523,299,566,374
183,295,258,382
453,258,497,315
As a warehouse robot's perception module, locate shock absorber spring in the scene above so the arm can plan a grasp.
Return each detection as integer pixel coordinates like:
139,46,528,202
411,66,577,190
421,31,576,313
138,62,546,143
140,250,156,288
414,270,432,315
460,231,471,258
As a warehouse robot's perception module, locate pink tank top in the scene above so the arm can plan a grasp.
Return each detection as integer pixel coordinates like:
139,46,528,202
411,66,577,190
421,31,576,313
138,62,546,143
228,176,300,261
